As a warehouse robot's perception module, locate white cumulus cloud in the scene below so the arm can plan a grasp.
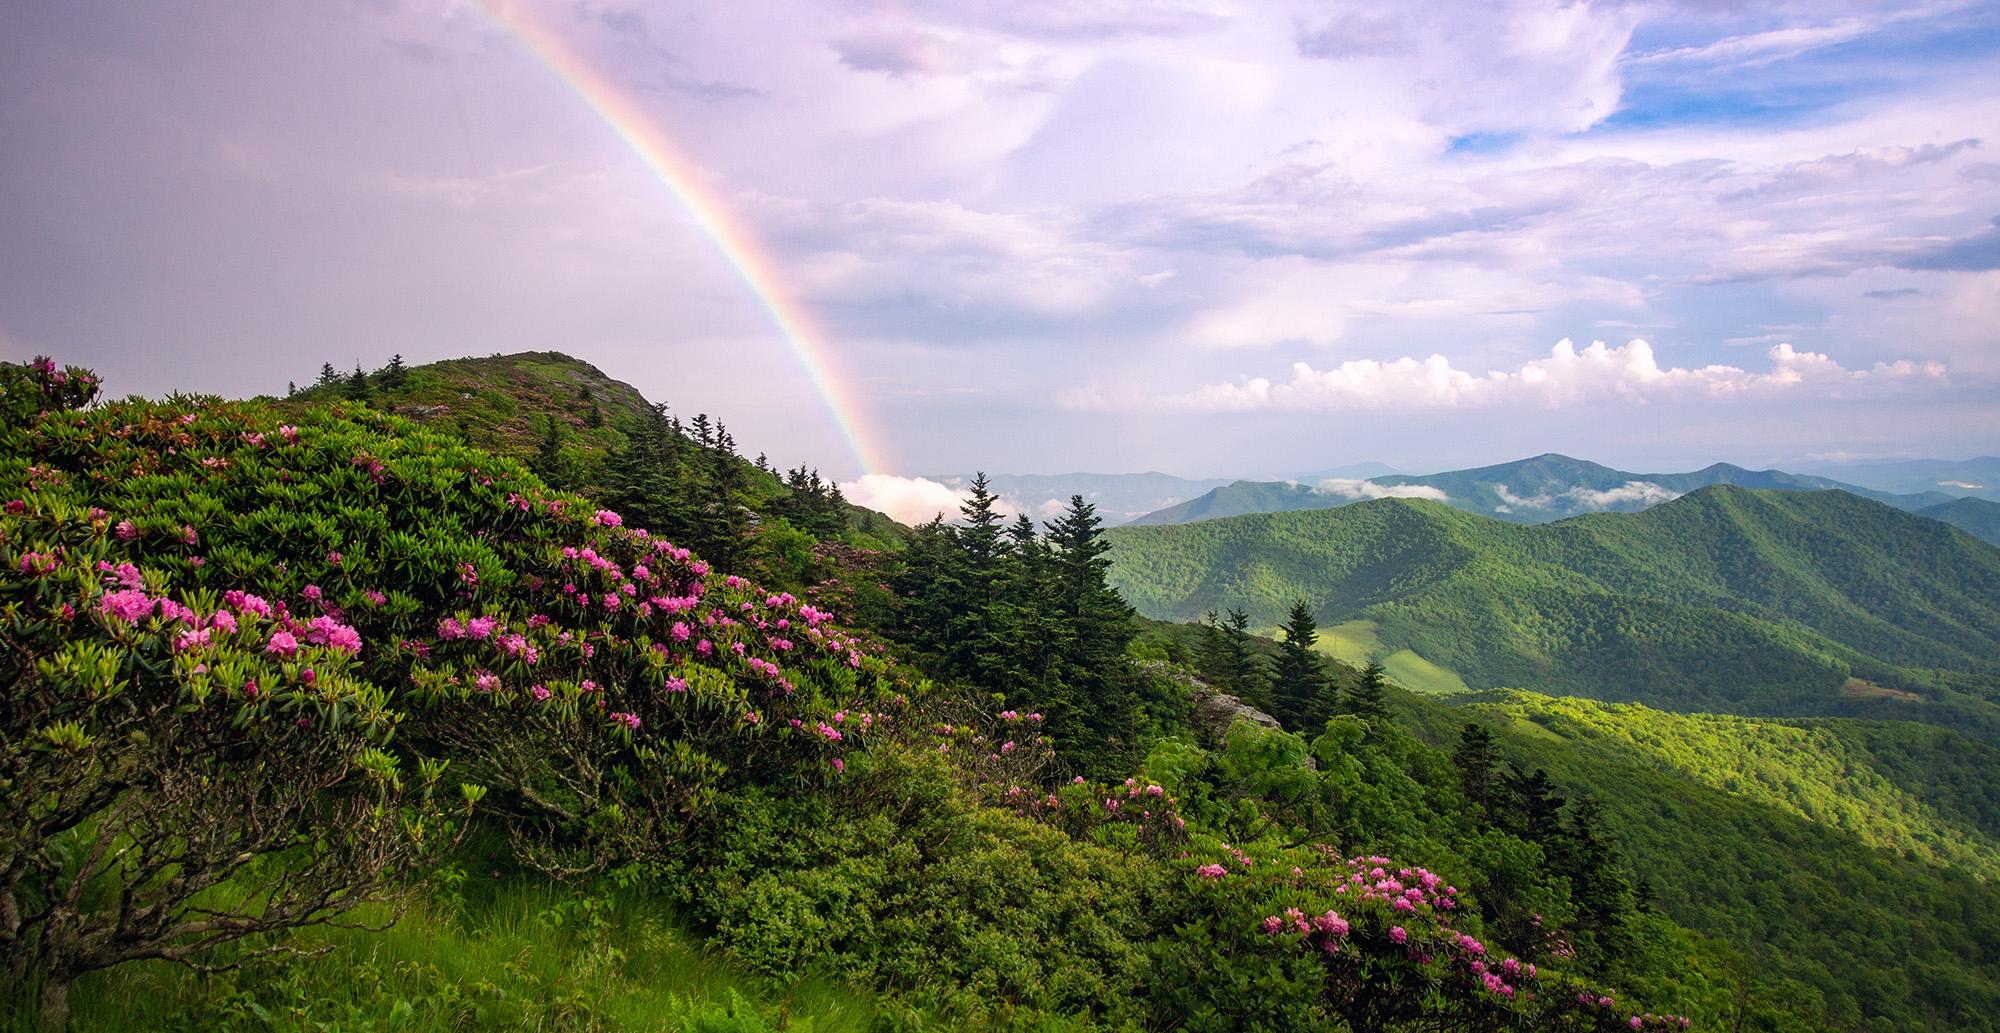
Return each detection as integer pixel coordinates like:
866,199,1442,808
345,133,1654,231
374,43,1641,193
1066,339,1948,413
841,474,971,526
1314,478,1450,502
1495,481,1683,511
839,474,1073,527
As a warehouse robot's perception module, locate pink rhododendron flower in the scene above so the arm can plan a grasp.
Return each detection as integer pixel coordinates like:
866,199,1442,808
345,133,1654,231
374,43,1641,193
265,631,299,658
100,588,154,624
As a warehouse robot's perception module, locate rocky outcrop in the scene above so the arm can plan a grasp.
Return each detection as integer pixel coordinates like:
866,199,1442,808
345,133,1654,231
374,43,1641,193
1191,686,1283,743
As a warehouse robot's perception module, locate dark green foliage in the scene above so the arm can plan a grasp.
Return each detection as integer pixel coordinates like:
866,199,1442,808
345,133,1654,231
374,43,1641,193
886,490,1142,772
1453,722,1501,811
1195,608,1271,710
1341,660,1390,722
377,353,408,390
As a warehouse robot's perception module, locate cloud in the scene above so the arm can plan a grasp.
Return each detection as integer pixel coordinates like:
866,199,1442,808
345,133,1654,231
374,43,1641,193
1495,481,1682,512
841,474,969,526
1864,287,1924,300
1628,20,1876,69
1898,216,2000,272
1066,339,1949,413
838,474,1071,527
1314,478,1449,502
831,27,974,77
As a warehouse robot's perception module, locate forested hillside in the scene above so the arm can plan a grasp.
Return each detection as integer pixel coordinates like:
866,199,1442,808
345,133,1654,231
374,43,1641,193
1105,488,2000,722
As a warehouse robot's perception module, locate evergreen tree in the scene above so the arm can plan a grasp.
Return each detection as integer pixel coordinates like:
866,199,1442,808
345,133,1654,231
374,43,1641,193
378,354,408,389
317,362,339,387
346,363,370,401
949,473,1014,689
1502,766,1566,843
603,402,694,545
1555,796,1636,971
1269,600,1330,733
1452,722,1502,811
532,414,565,482
1342,660,1390,722
1041,495,1138,764
890,517,965,663
1221,608,1269,707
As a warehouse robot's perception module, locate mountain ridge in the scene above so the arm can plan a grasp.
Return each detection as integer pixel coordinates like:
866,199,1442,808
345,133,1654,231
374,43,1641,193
1127,450,1996,543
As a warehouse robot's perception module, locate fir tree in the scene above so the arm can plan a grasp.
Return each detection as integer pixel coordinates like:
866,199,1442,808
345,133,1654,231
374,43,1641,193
1502,766,1565,843
949,473,1014,688
1555,796,1637,971
1041,495,1138,764
317,362,339,387
379,353,408,389
1269,600,1330,733
1342,660,1390,722
346,363,371,402
1221,608,1269,707
1452,722,1502,811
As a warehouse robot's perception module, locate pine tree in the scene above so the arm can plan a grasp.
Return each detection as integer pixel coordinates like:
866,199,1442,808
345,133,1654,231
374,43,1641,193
1452,722,1502,811
346,363,370,401
1342,660,1390,722
1268,600,1330,733
317,362,340,387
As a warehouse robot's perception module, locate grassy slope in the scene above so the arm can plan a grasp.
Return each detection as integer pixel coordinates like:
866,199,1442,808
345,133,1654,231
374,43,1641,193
1105,486,2000,719
57,883,909,1033
289,351,650,471
288,350,905,549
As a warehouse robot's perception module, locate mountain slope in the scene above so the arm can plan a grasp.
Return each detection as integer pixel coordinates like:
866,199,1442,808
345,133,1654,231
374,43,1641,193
1130,452,1962,527
1919,495,2000,546
1106,486,2000,720
1403,691,2000,1032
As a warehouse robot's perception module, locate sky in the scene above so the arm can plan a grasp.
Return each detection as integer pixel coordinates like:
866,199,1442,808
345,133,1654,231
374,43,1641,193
3,0,1997,501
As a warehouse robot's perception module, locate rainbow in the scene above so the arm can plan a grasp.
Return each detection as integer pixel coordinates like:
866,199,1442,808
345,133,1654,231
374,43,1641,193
474,0,890,475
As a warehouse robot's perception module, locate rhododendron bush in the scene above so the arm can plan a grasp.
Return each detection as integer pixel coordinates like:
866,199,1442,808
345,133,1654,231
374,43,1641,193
0,359,916,1022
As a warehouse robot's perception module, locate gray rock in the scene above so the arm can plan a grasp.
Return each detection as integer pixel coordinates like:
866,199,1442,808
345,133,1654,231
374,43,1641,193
1190,686,1283,744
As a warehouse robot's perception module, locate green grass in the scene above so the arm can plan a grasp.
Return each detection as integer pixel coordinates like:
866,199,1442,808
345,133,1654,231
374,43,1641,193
58,880,904,1033
1300,620,1470,696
